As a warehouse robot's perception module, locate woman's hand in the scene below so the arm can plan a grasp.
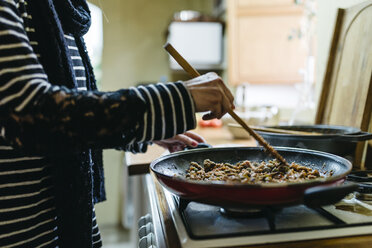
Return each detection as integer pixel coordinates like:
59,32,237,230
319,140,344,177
154,131,206,153
183,72,234,120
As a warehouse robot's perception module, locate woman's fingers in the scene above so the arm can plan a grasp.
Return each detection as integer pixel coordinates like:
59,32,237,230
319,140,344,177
201,102,222,120
154,131,208,153
173,134,199,147
202,112,214,120
183,131,206,143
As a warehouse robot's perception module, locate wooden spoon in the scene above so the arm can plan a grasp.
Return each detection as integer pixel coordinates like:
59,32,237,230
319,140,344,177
163,43,289,166
228,123,323,136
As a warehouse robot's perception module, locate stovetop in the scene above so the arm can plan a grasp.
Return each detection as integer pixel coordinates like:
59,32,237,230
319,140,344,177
161,171,372,248
163,190,372,248
174,197,372,239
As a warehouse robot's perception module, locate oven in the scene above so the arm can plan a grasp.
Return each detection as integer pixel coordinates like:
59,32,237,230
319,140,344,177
138,171,372,248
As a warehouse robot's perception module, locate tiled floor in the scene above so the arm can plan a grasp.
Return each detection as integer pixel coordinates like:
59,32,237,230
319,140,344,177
100,225,136,248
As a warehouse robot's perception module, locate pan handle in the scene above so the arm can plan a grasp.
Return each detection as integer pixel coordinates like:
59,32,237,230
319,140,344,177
184,143,212,150
333,131,372,142
303,183,358,208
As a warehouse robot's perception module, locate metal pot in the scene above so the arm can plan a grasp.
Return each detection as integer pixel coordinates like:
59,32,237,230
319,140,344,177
151,147,355,208
257,125,372,161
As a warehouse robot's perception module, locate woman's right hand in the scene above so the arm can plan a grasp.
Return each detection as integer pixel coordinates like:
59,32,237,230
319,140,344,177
183,72,234,120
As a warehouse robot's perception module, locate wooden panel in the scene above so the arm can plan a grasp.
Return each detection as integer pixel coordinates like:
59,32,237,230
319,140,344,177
315,1,372,168
323,7,372,127
236,15,306,84
237,6,303,16
237,0,295,8
228,0,307,85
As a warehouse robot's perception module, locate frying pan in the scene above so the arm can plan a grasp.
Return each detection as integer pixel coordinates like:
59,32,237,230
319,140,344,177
258,124,372,141
257,125,372,160
151,147,356,208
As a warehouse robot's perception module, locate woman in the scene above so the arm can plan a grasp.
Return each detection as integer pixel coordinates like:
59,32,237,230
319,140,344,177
0,0,233,247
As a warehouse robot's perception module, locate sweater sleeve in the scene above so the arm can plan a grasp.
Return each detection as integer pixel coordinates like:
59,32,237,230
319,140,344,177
0,1,196,155
121,82,196,154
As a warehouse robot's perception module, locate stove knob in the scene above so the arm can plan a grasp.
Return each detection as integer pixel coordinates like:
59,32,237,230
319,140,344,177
138,222,154,238
138,232,156,248
138,213,152,229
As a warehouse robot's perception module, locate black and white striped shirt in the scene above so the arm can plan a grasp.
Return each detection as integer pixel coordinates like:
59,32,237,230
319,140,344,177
64,33,87,91
0,0,196,247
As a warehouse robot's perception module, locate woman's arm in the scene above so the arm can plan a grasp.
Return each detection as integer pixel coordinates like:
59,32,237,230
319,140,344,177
0,1,196,155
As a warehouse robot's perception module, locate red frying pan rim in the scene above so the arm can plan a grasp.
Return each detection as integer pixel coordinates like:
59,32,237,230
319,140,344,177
150,146,352,189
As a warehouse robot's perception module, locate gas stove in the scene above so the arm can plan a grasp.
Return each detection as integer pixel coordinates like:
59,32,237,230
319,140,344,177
140,171,372,248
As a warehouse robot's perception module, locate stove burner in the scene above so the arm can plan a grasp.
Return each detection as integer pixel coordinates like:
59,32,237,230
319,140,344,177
347,170,372,198
219,207,266,218
219,207,281,230
347,170,372,183
356,192,372,201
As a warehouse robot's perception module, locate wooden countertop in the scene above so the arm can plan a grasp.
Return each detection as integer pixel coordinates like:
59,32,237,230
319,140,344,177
125,126,256,175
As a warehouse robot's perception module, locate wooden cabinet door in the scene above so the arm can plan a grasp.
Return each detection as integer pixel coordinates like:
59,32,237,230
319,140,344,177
227,0,308,85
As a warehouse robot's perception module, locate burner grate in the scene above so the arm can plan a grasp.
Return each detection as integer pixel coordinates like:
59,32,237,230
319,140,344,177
347,170,372,199
168,172,372,241
172,195,363,240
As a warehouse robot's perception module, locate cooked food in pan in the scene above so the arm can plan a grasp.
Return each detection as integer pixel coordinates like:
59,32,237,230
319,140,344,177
186,159,327,184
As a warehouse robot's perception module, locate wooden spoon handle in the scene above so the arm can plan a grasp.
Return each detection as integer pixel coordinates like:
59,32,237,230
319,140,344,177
229,124,322,136
163,43,288,166
164,43,200,77
227,110,288,165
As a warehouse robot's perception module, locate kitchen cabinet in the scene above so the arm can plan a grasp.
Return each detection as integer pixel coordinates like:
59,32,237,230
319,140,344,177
227,0,308,85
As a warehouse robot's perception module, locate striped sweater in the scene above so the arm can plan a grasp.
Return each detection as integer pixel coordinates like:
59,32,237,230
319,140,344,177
0,0,196,247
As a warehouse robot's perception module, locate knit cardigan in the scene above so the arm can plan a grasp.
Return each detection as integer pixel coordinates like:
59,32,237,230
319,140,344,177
28,0,107,246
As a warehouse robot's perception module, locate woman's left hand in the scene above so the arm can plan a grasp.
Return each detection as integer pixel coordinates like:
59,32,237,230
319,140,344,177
154,131,206,153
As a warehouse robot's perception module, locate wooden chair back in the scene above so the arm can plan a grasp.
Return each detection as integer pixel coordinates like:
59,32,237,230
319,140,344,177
315,1,372,169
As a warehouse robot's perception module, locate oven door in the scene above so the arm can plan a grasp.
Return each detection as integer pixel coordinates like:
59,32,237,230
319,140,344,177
138,174,167,248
